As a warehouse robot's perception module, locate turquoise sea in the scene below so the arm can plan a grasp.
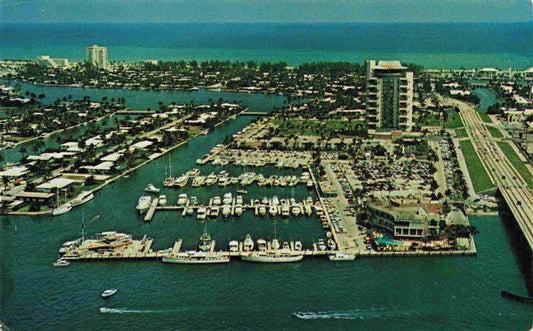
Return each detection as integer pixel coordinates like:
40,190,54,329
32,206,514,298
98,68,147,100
1,23,532,68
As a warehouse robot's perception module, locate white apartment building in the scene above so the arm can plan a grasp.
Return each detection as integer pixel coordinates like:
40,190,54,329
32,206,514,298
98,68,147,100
86,45,108,69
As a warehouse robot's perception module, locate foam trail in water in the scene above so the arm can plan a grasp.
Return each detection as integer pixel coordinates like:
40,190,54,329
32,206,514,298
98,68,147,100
293,308,419,320
99,307,176,314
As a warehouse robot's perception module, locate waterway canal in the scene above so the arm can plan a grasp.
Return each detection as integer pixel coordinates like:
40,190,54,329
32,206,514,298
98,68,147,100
0,84,531,330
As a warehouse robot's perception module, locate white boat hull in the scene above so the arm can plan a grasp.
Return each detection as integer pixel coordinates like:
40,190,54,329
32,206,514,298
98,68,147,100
162,256,230,264
240,253,303,263
329,254,356,261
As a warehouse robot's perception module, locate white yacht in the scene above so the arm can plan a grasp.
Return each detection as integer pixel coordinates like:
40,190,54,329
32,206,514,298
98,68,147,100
158,195,167,206
258,205,267,216
291,205,302,216
177,193,188,205
174,174,189,188
229,240,239,252
71,192,94,207
329,253,356,261
136,196,152,214
281,205,290,217
209,206,220,218
234,205,243,216
101,289,118,298
144,183,160,193
52,259,70,267
197,207,207,220
241,248,303,263
223,192,233,205
162,251,230,264
205,173,218,186
52,203,73,216
256,239,267,251
187,168,200,177
212,196,222,205
163,176,175,187
191,176,206,187
243,234,254,251
269,205,279,216
222,205,231,217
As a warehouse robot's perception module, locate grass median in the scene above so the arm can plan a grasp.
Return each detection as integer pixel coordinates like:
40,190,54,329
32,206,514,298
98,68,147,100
497,142,533,189
459,140,495,192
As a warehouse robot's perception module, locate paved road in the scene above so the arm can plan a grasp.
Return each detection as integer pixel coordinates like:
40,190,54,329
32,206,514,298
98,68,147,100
445,97,533,250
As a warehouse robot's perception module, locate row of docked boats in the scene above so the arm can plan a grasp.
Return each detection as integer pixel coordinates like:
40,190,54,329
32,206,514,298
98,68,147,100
165,170,313,189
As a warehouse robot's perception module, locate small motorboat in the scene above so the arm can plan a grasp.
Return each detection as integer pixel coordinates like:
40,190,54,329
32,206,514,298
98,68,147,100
52,259,70,267
101,289,118,298
144,184,160,193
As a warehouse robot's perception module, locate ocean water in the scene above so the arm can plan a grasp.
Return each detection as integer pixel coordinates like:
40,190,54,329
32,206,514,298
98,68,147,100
1,23,532,68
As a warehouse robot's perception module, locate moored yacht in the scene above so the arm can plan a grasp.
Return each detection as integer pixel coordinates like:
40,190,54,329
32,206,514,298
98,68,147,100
71,192,94,207
52,203,73,216
136,196,152,214
243,234,254,251
158,195,167,206
177,193,188,205
144,183,160,193
174,174,189,188
162,251,230,264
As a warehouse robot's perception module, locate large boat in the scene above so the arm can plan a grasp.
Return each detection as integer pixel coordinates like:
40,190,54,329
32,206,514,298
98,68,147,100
162,251,230,264
158,195,167,206
71,192,94,207
144,183,160,193
240,249,304,263
174,174,189,188
136,196,152,214
204,173,218,186
328,253,356,261
52,202,73,216
241,238,303,263
191,176,206,187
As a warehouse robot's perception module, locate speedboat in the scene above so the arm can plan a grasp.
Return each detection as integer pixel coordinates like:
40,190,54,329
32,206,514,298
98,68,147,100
52,259,70,267
158,195,167,206
101,288,118,298
205,173,218,186
229,240,239,252
234,205,243,216
163,176,175,187
53,203,73,216
212,196,222,205
329,253,356,261
258,205,267,216
144,183,160,193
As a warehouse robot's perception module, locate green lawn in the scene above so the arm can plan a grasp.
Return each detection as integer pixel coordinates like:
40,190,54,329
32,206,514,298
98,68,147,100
479,113,492,123
485,125,503,138
275,119,366,137
459,140,495,192
497,142,533,189
455,128,468,138
417,111,463,129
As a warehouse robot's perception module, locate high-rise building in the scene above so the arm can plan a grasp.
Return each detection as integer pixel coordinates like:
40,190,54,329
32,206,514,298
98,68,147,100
85,45,108,69
36,55,69,68
365,60,413,131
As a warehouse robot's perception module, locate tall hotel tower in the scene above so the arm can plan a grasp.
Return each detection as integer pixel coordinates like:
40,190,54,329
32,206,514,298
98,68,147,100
365,60,413,131
86,45,108,69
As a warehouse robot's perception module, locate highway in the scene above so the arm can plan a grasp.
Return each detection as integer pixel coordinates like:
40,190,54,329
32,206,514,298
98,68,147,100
446,97,533,250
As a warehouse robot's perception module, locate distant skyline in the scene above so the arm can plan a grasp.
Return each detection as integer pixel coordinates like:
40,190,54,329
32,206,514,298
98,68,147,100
0,0,531,24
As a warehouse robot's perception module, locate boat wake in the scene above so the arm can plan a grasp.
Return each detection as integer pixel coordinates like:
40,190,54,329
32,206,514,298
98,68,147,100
293,308,419,320
99,307,173,314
